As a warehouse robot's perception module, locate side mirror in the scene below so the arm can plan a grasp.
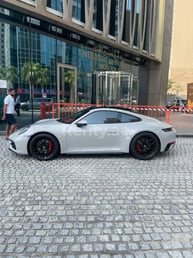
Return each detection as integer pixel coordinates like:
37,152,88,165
76,120,88,127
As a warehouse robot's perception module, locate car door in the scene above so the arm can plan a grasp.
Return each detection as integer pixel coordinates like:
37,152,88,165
66,110,134,153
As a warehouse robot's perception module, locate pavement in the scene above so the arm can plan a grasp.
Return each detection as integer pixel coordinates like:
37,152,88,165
0,111,193,257
0,111,42,133
0,136,193,257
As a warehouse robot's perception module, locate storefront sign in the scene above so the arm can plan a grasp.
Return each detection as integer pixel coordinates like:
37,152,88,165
80,48,120,71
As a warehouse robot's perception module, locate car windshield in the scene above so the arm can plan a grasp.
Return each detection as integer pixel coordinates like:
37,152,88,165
58,107,94,124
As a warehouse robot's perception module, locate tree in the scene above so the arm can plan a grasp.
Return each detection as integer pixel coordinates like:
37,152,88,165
6,66,18,87
167,79,175,92
0,65,18,87
22,62,48,98
64,69,75,103
167,79,184,95
38,67,49,94
175,84,184,95
0,66,6,79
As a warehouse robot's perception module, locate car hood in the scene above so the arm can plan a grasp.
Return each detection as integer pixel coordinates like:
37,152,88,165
34,118,60,125
30,118,69,131
10,119,68,138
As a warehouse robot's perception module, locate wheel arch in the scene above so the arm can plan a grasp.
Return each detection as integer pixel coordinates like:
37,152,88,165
129,131,161,153
27,132,61,155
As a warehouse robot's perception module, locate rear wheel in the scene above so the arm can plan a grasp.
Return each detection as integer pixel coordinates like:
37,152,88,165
130,132,160,160
29,133,59,160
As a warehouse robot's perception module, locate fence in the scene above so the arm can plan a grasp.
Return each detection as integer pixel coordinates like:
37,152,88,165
40,102,53,119
40,103,193,129
167,106,193,128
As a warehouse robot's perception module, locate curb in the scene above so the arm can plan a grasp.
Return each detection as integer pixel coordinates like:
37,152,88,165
176,134,193,138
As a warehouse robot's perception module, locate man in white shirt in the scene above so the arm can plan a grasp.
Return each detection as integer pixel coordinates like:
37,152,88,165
1,88,17,139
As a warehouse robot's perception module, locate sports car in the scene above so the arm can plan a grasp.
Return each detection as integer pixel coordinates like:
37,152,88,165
8,107,176,160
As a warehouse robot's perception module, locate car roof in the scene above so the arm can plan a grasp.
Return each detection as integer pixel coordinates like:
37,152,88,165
87,106,133,113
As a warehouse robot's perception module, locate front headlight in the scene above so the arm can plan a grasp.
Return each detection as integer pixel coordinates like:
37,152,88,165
18,126,31,135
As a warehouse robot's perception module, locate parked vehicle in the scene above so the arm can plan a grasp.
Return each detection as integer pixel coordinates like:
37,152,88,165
166,99,186,109
21,97,54,111
8,106,176,161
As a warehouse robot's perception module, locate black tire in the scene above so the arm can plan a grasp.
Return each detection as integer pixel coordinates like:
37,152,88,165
29,133,60,160
130,132,160,160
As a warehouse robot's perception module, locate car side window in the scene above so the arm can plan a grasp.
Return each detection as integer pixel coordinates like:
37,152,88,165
82,110,140,124
81,111,117,124
120,113,141,122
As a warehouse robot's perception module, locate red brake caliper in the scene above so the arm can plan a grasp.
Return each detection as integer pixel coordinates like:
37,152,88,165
136,144,141,152
48,141,53,154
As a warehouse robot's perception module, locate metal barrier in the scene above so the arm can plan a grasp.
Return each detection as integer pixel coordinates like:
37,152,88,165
117,105,167,123
168,106,193,128
51,103,167,122
39,103,193,129
52,103,103,119
40,102,53,119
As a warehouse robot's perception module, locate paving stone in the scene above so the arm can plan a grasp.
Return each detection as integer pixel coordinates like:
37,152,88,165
48,245,58,253
105,243,116,251
168,251,184,258
82,244,93,252
183,250,193,258
0,137,193,256
156,252,170,258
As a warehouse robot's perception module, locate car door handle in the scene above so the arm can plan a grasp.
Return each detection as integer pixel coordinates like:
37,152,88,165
107,129,118,134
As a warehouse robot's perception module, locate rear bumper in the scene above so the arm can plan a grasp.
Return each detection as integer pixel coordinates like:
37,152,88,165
164,141,176,152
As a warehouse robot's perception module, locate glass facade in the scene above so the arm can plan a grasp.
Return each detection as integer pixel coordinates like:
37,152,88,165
47,0,63,12
0,0,172,128
0,7,138,106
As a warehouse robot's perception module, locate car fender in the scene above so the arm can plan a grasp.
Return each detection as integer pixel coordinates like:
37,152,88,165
127,130,161,153
27,131,62,155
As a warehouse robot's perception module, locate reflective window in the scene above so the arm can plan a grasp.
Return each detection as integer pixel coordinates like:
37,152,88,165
122,0,131,43
72,0,85,23
82,110,140,124
93,0,103,31
19,0,35,3
109,1,117,37
47,0,63,12
133,0,140,47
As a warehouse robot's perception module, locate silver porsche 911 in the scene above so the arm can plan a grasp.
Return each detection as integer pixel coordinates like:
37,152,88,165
8,107,176,160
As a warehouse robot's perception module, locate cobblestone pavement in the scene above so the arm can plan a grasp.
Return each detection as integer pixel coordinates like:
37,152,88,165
0,136,193,258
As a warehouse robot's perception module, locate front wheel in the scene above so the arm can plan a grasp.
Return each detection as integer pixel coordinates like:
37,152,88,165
130,132,160,160
29,133,59,160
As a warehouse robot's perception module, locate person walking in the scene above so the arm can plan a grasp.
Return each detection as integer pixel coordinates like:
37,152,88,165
1,88,17,139
15,94,21,116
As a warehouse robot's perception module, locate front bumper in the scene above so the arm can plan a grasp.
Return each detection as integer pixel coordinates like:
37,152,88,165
8,135,29,155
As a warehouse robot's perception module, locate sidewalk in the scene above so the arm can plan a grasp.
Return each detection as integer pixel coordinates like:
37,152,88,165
0,111,41,135
174,127,193,137
0,136,193,257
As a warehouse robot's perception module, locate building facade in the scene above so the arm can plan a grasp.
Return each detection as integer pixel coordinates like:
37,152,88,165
169,0,193,100
0,0,174,106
